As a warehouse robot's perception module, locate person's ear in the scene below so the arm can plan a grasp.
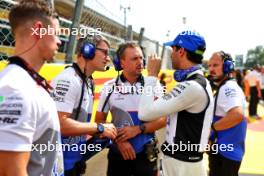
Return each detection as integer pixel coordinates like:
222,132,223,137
178,47,185,56
31,21,43,39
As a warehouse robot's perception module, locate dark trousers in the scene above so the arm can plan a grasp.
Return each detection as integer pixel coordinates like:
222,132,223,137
64,137,111,176
209,153,241,176
249,86,259,116
64,161,86,176
107,149,157,176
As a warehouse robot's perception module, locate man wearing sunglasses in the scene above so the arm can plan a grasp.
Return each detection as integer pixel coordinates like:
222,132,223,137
51,35,117,176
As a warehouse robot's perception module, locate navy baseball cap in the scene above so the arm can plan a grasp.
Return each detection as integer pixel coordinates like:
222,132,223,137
164,30,206,56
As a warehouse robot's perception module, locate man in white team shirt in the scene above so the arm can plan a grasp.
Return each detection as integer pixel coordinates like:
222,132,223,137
138,30,214,176
95,42,166,176
51,35,117,176
0,0,63,175
208,51,247,176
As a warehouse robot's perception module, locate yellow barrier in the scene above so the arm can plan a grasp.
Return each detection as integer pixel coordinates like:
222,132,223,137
1,61,176,92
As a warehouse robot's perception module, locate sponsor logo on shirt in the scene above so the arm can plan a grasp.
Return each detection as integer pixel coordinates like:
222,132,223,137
0,96,4,104
0,116,19,124
225,88,237,98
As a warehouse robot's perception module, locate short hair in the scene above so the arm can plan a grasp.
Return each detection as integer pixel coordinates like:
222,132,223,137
116,42,140,60
185,46,206,64
8,0,58,34
75,34,110,56
174,45,205,64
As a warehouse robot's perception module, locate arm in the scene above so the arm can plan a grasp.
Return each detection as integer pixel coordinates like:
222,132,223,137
95,105,137,160
256,80,262,98
213,82,246,131
95,111,107,123
213,106,244,131
0,151,30,176
116,117,166,142
58,111,117,139
244,79,250,98
138,78,207,121
0,88,35,176
58,111,98,136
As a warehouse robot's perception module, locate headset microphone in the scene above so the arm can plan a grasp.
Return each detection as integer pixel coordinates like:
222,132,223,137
104,65,110,71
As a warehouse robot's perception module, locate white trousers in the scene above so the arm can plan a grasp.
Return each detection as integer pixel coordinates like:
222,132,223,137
161,155,207,176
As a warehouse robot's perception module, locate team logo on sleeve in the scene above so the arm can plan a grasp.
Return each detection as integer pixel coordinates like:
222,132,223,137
225,88,237,98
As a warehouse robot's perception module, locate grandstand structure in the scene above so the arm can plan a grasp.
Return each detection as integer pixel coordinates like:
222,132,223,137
0,0,172,69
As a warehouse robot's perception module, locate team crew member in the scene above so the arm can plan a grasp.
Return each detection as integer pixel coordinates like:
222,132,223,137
51,35,117,176
0,0,63,175
138,31,214,176
244,65,262,119
96,42,166,176
208,51,247,176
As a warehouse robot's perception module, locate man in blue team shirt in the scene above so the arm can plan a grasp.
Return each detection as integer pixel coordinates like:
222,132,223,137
208,51,247,176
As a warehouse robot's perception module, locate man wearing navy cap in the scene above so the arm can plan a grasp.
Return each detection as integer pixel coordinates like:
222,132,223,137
138,30,214,176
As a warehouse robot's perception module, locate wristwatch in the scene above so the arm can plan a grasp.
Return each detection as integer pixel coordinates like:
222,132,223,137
97,123,105,134
139,124,146,134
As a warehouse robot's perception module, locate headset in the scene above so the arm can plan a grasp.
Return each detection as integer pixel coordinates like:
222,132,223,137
219,51,234,75
80,42,96,60
113,43,146,71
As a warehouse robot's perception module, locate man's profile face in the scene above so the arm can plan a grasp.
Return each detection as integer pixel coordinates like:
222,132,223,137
121,47,144,76
208,53,224,81
171,46,180,69
91,41,110,71
38,18,61,62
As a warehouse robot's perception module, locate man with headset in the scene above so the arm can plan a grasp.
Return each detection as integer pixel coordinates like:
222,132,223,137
138,30,214,176
0,0,63,175
95,42,166,176
208,51,247,176
51,35,117,176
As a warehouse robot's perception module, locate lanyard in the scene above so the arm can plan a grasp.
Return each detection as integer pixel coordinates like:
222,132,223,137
8,56,53,94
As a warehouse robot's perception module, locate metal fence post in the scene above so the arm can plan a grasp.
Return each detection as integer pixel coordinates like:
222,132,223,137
65,0,84,63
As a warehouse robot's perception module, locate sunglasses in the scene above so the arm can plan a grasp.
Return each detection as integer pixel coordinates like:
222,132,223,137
96,47,109,56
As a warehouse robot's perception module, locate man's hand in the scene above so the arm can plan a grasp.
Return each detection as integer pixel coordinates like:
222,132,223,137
246,96,250,102
117,141,136,160
147,54,161,77
100,123,117,139
115,126,141,143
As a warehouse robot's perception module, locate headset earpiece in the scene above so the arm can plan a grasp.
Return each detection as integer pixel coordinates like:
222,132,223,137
220,51,234,74
81,42,96,60
223,59,234,74
113,56,123,71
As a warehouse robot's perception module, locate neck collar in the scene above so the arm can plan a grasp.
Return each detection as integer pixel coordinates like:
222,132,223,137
8,56,53,93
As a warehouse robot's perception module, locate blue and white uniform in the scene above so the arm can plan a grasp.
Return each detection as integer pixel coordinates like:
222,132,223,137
51,66,94,171
97,74,163,153
211,79,247,161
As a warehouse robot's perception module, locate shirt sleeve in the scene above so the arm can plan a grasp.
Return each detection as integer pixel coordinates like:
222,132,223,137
97,83,113,113
0,86,35,151
217,83,244,113
138,76,208,121
51,76,79,113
